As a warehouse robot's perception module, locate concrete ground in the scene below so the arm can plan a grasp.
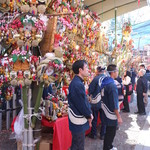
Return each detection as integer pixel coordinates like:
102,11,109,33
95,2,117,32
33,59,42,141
85,93,150,150
0,93,150,150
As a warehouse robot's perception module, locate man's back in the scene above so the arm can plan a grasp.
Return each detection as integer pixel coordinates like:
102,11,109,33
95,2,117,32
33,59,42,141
101,77,118,126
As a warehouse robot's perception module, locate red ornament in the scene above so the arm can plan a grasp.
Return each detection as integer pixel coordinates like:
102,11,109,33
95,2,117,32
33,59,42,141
26,45,29,51
138,0,140,6
32,74,36,80
20,84,22,89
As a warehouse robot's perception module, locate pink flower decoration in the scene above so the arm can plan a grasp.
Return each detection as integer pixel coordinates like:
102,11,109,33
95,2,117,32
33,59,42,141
20,50,27,55
12,50,20,55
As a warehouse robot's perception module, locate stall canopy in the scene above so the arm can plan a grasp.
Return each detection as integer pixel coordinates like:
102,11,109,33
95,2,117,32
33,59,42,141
84,0,147,22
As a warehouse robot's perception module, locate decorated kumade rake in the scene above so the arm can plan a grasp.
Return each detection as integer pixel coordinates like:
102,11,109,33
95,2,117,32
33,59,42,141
8,14,48,49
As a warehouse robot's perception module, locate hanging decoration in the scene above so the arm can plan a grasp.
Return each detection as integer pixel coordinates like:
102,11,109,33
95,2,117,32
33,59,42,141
7,14,48,47
48,0,102,84
16,0,52,14
0,1,107,149
115,21,134,76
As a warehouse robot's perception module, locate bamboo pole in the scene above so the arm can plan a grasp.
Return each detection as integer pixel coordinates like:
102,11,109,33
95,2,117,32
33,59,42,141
0,109,2,131
31,83,44,128
22,86,28,150
6,101,10,130
22,86,28,129
12,89,16,119
115,8,117,47
28,88,33,150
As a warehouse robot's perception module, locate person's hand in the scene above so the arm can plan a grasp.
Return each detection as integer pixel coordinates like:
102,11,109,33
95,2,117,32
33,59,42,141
88,96,92,103
88,114,93,127
118,116,123,125
143,93,146,96
88,119,92,127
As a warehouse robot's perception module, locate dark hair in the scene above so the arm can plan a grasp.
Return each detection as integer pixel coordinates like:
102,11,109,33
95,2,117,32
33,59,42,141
97,66,105,73
125,71,131,77
107,64,117,75
72,60,87,74
140,64,145,69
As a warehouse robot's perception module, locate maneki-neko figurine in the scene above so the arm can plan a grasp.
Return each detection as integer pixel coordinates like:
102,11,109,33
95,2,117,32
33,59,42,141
37,0,47,14
17,0,49,14
10,71,18,86
20,4,30,13
24,70,32,86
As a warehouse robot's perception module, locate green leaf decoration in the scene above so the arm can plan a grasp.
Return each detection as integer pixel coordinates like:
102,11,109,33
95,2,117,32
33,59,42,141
61,2,66,6
18,55,22,61
21,17,25,24
12,55,18,62
54,59,60,65
26,54,29,59
28,20,35,26
22,58,25,62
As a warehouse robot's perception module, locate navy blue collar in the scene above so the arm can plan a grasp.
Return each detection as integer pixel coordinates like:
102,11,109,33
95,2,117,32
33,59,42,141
76,75,84,82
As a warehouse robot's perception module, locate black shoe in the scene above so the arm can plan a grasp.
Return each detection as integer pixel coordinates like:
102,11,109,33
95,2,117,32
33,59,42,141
100,136,104,140
134,111,139,114
122,110,130,113
139,112,146,116
88,134,97,139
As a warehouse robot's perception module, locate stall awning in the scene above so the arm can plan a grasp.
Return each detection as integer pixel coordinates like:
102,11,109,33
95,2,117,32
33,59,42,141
84,0,147,22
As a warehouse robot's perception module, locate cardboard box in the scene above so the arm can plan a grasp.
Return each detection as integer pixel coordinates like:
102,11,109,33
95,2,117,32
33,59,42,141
17,136,53,150
39,139,53,150
17,141,22,150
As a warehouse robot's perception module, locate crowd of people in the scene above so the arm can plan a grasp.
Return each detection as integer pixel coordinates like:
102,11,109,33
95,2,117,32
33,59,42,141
68,60,150,150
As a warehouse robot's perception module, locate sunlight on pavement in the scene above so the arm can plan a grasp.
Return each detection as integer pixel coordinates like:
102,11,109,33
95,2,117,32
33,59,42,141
134,112,150,149
127,114,140,131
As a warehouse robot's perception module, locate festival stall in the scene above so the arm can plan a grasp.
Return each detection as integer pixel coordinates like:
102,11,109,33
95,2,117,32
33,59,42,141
0,0,104,150
0,0,138,149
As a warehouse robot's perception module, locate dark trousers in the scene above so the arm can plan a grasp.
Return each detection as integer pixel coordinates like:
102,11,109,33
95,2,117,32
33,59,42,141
131,84,135,102
123,95,130,112
71,132,85,150
137,93,145,113
103,126,117,150
91,108,106,137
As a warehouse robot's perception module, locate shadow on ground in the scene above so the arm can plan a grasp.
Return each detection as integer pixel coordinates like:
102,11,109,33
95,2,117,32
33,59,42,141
85,96,150,150
0,95,150,150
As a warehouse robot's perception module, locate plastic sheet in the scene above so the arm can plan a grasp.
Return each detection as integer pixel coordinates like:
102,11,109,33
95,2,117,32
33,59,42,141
14,109,24,141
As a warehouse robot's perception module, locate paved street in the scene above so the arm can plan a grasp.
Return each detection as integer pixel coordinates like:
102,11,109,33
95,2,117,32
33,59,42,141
85,94,150,150
0,94,150,150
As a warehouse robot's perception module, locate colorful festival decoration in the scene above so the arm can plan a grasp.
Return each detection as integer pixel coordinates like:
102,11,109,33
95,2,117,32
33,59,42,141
49,0,102,84
0,0,112,149
111,21,134,76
